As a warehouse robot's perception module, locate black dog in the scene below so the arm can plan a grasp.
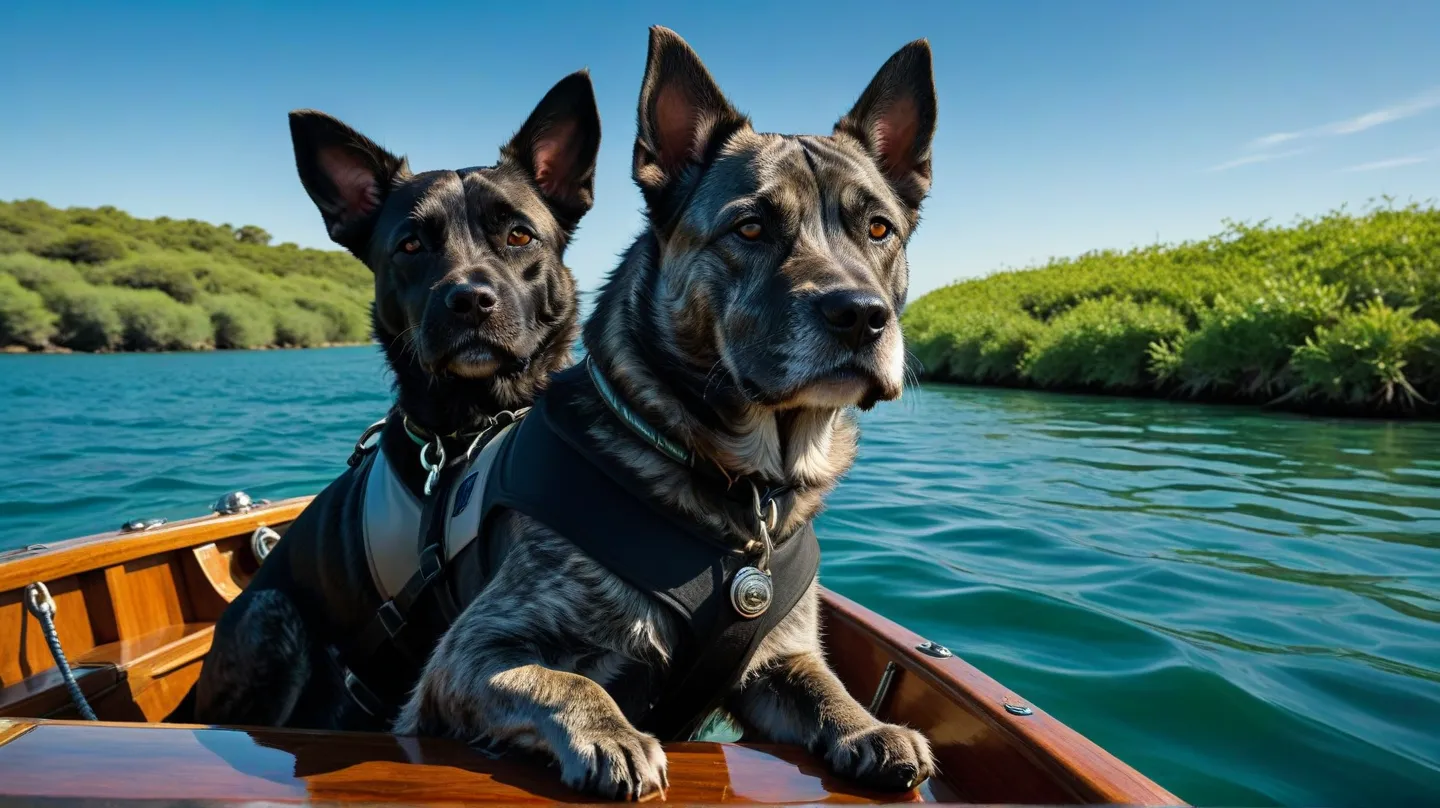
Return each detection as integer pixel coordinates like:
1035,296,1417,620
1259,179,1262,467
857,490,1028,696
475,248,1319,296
192,71,600,731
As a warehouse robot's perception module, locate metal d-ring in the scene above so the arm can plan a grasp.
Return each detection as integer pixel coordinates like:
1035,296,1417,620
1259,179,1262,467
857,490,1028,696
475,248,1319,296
748,481,778,573
25,581,56,619
251,526,281,562
348,418,387,467
420,440,446,497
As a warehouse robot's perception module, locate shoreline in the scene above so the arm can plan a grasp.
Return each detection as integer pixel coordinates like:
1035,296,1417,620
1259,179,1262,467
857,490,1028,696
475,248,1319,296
0,341,372,356
917,373,1440,421
7,343,1432,421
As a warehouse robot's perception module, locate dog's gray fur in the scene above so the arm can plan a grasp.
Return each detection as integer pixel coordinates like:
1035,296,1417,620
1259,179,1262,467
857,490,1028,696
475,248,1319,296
395,27,939,800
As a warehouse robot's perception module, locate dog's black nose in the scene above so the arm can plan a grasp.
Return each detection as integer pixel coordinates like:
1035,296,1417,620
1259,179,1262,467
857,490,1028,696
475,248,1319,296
816,290,890,350
445,284,498,321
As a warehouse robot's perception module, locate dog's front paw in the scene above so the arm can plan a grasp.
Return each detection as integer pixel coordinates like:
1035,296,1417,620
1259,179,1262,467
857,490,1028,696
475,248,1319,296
555,721,668,800
825,722,935,791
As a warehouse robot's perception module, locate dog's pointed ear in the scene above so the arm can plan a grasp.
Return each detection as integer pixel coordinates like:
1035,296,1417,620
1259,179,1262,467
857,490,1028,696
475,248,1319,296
289,110,410,255
834,40,937,215
501,70,602,234
633,26,747,205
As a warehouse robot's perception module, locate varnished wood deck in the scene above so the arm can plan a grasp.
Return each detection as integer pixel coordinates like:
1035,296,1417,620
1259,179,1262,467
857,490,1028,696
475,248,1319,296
0,719,927,804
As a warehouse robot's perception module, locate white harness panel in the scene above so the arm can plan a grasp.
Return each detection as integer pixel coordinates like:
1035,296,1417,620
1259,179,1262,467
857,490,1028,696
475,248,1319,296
360,424,516,601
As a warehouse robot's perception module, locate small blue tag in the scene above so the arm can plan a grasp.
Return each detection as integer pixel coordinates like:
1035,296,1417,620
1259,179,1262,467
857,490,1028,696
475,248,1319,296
452,472,479,517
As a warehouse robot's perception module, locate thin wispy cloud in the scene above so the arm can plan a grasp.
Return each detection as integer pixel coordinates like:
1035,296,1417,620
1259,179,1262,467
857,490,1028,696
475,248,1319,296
1206,149,1305,173
1251,132,1304,149
1340,154,1431,173
1248,87,1440,149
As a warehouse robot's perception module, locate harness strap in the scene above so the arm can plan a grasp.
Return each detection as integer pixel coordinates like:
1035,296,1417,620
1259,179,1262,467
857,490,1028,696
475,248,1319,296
643,515,819,741
336,420,515,716
326,644,387,720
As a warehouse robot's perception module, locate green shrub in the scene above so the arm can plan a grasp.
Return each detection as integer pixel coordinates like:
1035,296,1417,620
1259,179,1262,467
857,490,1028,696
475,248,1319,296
906,309,1044,383
1414,330,1440,403
302,298,370,343
46,283,124,351
108,288,212,351
0,252,86,293
0,273,57,348
191,258,272,297
1291,301,1440,407
1160,275,1346,396
92,254,203,302
202,294,275,349
273,305,331,347
235,225,272,246
1021,298,1188,389
35,226,128,264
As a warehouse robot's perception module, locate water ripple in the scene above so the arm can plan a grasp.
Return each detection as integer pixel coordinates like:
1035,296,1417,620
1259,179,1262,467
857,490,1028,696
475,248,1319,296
1,351,1437,806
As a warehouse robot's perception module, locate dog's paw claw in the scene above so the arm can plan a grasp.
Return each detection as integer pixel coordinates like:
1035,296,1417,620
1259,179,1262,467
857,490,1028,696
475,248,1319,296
557,724,668,800
825,722,935,791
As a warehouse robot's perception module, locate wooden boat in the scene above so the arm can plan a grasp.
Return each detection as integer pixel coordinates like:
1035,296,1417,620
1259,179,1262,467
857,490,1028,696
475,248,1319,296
0,495,1184,806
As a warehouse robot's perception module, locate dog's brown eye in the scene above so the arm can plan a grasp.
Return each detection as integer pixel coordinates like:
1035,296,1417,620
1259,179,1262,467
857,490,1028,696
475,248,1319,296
737,221,763,241
507,227,533,247
869,220,891,241
399,238,421,254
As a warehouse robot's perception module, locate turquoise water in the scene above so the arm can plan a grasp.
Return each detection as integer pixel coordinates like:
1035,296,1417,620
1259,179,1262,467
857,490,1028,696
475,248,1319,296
1,347,1437,806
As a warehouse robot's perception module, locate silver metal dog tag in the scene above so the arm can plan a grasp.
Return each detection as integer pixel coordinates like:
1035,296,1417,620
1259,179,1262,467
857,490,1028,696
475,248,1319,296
730,566,773,618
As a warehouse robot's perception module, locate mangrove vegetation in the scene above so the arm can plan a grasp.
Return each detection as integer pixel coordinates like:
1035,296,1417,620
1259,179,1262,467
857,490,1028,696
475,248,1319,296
903,204,1440,415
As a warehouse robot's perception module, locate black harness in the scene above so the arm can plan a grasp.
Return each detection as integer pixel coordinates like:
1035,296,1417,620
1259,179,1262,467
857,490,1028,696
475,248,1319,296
333,362,820,740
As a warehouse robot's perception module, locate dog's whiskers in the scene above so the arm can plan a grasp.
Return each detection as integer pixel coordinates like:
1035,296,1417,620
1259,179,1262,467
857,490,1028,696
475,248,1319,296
701,360,727,402
901,349,924,412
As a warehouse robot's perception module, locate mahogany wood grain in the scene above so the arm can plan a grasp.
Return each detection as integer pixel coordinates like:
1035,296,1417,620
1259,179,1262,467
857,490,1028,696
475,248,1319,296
819,590,1182,806
0,720,922,805
0,499,298,721
0,575,97,686
0,497,310,592
189,539,249,605
75,622,213,670
130,655,203,720
104,555,189,638
78,567,120,645
1,625,214,720
77,623,213,721
0,664,119,717
0,716,36,746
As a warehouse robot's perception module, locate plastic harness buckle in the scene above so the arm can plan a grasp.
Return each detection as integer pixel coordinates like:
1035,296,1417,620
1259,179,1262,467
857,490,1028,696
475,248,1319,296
377,601,405,638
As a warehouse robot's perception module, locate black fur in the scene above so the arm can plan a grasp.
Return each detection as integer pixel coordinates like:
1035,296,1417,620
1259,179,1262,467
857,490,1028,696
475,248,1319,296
192,72,599,730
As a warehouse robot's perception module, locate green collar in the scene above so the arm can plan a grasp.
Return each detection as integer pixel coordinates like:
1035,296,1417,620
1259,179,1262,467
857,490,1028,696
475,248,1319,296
402,417,431,448
400,413,499,449
586,356,694,468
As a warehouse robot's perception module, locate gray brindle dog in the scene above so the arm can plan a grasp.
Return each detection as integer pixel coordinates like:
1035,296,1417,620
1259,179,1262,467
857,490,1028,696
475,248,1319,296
396,27,938,799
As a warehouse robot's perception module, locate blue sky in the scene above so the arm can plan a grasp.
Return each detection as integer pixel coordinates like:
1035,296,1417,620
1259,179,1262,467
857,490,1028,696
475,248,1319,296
2,0,1438,298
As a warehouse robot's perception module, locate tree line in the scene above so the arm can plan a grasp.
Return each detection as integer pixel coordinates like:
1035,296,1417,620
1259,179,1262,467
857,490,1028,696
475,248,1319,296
0,199,370,352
